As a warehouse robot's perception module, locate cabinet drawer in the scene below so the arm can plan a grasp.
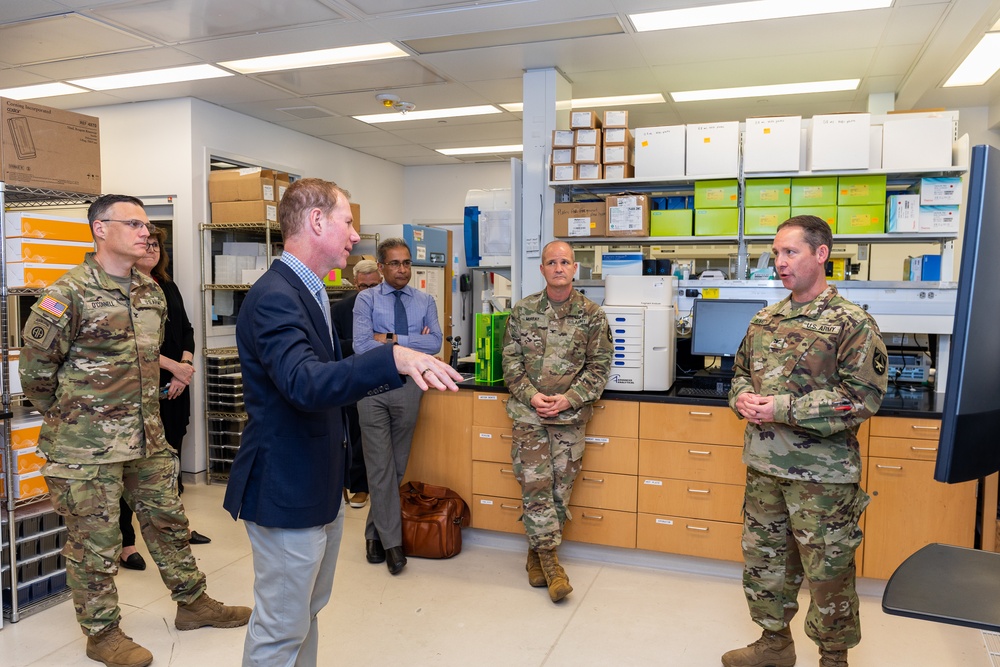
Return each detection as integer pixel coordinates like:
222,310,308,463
638,477,744,523
639,402,745,445
571,471,637,512
639,439,747,485
471,460,521,499
563,505,636,549
471,495,524,534
587,400,639,438
869,416,941,441
582,435,638,475
869,436,939,461
636,513,743,562
473,426,514,463
473,392,512,428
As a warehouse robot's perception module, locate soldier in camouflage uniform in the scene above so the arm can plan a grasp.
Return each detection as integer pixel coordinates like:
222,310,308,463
724,216,888,667
502,241,612,603
19,194,250,667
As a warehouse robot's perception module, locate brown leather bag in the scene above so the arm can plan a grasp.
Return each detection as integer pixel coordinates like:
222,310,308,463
399,481,471,559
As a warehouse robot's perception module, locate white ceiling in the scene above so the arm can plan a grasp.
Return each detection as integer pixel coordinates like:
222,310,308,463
2,0,1000,167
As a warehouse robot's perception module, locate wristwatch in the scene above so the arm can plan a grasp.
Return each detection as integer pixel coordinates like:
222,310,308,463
179,359,193,365
385,333,395,344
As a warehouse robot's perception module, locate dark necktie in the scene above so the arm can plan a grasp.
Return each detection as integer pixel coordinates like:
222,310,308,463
393,290,409,335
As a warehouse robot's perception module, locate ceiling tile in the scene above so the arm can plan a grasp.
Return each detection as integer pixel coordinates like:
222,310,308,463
318,131,406,148
254,59,446,96
0,13,155,66
342,0,526,17
385,118,521,143
21,46,197,80
0,0,68,23
306,82,489,116
172,22,384,62
385,153,462,166
881,3,948,46
870,44,924,78
274,115,379,135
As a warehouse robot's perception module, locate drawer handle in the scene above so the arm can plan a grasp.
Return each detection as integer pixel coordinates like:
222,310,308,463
582,513,604,520
689,411,712,416
500,504,521,510
876,464,903,470
585,440,606,446
500,468,515,475
686,525,709,532
594,404,606,410
582,476,605,483
910,446,937,452
500,434,513,439
687,488,710,494
502,398,508,404
688,450,712,456
911,425,939,431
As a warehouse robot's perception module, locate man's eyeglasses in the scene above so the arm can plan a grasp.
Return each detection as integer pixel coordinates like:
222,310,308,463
381,260,412,269
100,219,156,234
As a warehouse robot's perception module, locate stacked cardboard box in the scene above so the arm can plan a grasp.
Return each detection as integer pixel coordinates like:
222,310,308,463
550,110,634,181
209,168,287,224
5,212,94,288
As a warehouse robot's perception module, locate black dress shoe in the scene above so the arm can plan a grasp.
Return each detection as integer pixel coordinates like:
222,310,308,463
119,552,146,571
366,539,386,564
385,546,407,575
189,530,212,545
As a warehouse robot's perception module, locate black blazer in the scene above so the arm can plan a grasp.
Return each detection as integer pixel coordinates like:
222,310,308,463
223,261,401,529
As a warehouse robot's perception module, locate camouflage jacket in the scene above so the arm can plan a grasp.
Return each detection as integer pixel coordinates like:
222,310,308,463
502,288,612,425
19,253,170,464
729,285,888,483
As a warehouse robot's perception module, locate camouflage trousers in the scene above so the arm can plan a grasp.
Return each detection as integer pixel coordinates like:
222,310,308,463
43,451,206,636
510,421,586,551
741,468,870,651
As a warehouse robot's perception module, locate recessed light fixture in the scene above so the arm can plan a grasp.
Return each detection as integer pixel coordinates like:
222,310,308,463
69,64,231,91
437,144,523,156
945,33,1000,87
354,105,501,124
499,93,664,113
0,82,88,99
220,43,407,74
630,0,892,32
672,79,860,102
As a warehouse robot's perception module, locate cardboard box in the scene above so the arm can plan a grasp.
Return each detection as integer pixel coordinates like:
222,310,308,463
1,97,101,194
4,211,93,242
837,205,884,235
573,144,601,164
650,209,693,236
694,180,738,209
0,470,47,500
554,202,607,237
5,238,93,264
694,208,739,236
603,164,634,180
743,116,801,172
603,144,632,165
211,200,277,224
791,177,838,207
886,195,920,233
2,445,45,475
810,113,871,170
838,175,887,206
601,252,643,276
744,207,791,236
209,168,278,202
604,128,633,146
551,164,576,181
575,163,602,180
745,178,791,207
917,177,963,205
575,128,601,145
882,116,953,170
603,110,628,128
570,111,601,129
12,419,41,451
918,205,960,234
552,148,573,165
634,126,685,179
275,172,290,201
7,263,74,288
791,206,837,229
606,195,650,237
552,130,575,147
686,121,740,176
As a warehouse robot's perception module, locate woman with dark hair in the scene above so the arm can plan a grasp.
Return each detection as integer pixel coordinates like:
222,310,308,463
119,227,209,570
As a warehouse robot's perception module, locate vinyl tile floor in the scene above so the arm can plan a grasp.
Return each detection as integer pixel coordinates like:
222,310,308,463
1,482,992,666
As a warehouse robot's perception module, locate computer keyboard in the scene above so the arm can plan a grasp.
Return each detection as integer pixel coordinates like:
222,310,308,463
676,386,730,399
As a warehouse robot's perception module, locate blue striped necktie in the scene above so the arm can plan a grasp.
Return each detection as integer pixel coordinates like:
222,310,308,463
393,290,408,335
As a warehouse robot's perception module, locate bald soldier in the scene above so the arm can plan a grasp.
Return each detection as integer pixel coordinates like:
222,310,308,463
501,240,612,603
723,215,888,667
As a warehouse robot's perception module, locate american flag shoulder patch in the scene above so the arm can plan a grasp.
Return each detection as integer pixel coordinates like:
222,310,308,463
38,295,69,318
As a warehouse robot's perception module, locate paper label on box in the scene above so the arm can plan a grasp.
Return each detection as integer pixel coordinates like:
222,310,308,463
553,165,575,180
849,213,873,228
567,217,593,237
262,184,274,200
803,186,824,200
705,188,725,202
266,204,277,221
641,140,649,148
609,206,643,231
843,185,870,197
763,128,771,135
759,189,779,202
703,137,711,143
238,167,263,176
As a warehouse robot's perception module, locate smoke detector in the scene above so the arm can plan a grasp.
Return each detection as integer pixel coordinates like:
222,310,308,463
375,93,416,114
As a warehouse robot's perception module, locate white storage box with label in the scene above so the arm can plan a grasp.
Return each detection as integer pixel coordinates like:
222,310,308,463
4,211,93,242
634,126,686,178
809,113,871,170
882,116,953,170
917,177,963,205
918,206,960,234
886,195,920,233
743,116,801,172
686,122,740,176
601,253,643,276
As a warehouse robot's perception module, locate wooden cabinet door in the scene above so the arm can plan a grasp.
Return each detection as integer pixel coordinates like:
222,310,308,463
587,400,639,437
639,439,747,485
869,416,941,441
405,390,472,503
571,471,637,512
636,513,743,562
472,426,514,464
564,506,637,548
472,392,512,427
581,435,638,475
640,402,745,445
471,494,524,534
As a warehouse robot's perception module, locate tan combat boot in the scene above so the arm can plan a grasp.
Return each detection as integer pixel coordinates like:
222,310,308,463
526,548,547,587
175,592,252,630
536,548,572,602
85,625,153,667
819,649,848,667
721,628,796,667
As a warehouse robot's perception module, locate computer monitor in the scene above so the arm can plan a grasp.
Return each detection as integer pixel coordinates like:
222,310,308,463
689,298,768,375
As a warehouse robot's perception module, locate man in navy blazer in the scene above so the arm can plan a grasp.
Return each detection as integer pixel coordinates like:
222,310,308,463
224,178,461,666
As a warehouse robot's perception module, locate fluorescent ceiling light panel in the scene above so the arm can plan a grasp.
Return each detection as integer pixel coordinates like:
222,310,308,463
0,82,88,99
630,0,892,32
500,93,664,113
672,79,859,102
944,33,1000,87
354,105,501,124
438,145,523,156
220,43,407,74
70,64,231,91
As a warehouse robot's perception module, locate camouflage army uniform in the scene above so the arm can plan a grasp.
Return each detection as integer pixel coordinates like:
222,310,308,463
728,284,888,652
502,289,612,550
19,253,205,636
